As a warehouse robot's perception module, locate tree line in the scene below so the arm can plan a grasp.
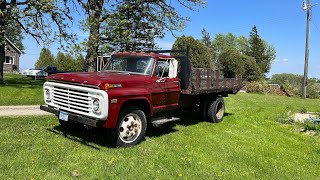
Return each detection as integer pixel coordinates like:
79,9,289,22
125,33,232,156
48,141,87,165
172,26,276,81
35,48,85,72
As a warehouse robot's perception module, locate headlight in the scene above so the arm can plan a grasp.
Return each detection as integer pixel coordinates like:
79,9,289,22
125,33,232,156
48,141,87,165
92,99,100,112
45,88,51,102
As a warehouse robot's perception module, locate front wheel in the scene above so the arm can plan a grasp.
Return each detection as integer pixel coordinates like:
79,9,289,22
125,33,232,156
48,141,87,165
111,107,147,147
208,97,225,123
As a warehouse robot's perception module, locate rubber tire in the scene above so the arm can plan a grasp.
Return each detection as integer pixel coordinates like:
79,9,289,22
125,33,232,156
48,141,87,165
200,98,209,121
111,107,147,147
207,97,225,123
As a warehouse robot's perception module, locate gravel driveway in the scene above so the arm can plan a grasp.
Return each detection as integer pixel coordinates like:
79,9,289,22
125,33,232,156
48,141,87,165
0,105,51,117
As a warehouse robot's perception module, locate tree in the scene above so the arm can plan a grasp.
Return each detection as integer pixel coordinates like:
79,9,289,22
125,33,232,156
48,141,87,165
56,52,78,72
35,48,55,68
5,19,24,51
172,35,212,68
101,1,164,51
201,28,212,47
246,25,276,74
270,73,319,98
74,54,85,72
240,54,262,81
212,33,248,53
217,50,244,78
79,0,206,71
0,0,75,83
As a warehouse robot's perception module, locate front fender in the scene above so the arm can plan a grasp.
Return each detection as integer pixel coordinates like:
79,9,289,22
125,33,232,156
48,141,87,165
103,88,152,128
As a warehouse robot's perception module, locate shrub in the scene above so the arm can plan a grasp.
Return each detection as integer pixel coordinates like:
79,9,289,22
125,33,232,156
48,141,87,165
246,81,284,96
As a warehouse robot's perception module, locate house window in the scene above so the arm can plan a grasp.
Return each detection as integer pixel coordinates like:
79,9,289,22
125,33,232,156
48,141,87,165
5,56,14,64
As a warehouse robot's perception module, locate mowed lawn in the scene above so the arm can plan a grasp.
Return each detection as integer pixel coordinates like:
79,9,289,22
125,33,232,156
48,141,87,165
0,73,44,105
1,93,320,179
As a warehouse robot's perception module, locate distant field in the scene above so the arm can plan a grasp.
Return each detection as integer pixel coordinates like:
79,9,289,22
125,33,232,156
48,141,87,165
0,93,320,179
0,73,44,105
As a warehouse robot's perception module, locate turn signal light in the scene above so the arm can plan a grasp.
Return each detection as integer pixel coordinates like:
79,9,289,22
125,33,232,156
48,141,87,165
104,83,122,91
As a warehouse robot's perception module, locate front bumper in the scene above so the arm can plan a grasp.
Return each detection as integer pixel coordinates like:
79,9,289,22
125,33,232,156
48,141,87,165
40,105,100,127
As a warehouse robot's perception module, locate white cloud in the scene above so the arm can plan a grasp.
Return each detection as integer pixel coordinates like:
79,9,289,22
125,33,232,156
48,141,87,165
274,58,289,63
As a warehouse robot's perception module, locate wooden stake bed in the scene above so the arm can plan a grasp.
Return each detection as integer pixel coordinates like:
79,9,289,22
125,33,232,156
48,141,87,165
181,68,242,95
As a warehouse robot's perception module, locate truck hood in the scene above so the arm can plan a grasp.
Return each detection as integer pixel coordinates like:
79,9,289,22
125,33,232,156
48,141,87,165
47,72,150,88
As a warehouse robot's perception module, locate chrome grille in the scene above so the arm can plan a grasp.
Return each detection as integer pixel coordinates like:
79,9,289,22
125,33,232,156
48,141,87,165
52,86,91,113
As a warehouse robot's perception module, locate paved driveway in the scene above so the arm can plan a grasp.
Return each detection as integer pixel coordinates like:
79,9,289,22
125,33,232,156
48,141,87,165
0,105,51,117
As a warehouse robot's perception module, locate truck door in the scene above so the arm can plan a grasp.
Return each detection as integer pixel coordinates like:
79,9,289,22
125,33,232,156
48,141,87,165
151,58,180,113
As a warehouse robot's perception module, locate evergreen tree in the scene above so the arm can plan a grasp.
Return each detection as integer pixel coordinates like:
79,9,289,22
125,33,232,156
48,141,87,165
102,0,164,51
74,54,85,72
201,28,212,47
246,26,276,74
35,48,55,68
56,52,76,72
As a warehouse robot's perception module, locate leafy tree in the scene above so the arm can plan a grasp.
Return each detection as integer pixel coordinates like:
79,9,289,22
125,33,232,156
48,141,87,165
201,28,212,47
0,0,75,83
5,19,24,51
172,35,212,68
79,0,206,71
270,73,303,86
35,48,55,68
270,73,319,98
241,54,262,81
217,50,244,78
212,33,248,53
246,25,276,74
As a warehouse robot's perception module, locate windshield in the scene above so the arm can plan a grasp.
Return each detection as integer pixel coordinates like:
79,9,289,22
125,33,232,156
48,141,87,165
103,56,154,75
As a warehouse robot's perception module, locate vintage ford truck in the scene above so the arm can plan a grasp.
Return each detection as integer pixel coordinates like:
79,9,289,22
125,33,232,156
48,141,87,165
40,49,242,147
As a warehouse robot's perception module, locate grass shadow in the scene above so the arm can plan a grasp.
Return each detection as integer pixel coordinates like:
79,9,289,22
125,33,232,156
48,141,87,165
48,124,114,149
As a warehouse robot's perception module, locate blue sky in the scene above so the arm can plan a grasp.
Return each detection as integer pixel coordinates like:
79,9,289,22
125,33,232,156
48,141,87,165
20,0,320,78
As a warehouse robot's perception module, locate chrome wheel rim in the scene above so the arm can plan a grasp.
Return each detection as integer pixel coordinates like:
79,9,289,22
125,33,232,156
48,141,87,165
216,102,225,119
119,113,142,143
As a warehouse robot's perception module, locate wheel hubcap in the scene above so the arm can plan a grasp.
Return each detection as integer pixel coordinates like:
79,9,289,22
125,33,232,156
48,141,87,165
119,113,142,143
215,102,224,119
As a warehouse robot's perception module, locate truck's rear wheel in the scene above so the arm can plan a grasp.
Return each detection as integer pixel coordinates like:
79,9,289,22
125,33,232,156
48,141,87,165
113,107,147,147
208,97,225,123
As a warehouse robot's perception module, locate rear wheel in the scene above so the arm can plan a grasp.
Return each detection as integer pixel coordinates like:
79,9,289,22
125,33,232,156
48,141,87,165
207,97,225,123
111,107,147,147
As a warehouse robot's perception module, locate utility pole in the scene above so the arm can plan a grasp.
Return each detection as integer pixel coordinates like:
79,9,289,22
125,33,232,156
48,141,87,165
302,0,311,98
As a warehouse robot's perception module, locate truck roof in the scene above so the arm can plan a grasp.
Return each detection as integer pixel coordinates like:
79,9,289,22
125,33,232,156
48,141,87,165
113,52,173,59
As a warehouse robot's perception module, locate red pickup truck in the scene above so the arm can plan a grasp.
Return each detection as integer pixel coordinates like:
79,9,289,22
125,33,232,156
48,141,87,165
40,49,241,147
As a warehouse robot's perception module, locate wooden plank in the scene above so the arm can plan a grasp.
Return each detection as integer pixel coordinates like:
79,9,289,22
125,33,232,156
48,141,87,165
206,69,210,90
215,70,220,91
196,69,200,91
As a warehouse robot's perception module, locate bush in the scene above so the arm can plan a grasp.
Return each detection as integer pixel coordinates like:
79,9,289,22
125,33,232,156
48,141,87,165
246,81,284,96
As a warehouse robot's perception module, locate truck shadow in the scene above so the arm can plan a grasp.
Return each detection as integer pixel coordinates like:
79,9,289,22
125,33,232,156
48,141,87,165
146,111,234,137
48,125,111,149
47,111,233,148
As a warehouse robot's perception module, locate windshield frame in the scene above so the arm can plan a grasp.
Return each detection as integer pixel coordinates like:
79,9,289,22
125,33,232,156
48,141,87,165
102,56,155,76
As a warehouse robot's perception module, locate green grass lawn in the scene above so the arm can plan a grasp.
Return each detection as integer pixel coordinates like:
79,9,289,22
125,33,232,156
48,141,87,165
0,73,44,105
1,93,320,179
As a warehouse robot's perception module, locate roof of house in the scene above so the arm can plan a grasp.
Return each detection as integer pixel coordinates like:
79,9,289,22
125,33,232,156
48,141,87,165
5,37,22,54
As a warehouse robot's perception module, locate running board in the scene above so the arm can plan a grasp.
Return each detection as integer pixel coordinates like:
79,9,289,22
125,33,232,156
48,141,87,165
151,117,181,127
